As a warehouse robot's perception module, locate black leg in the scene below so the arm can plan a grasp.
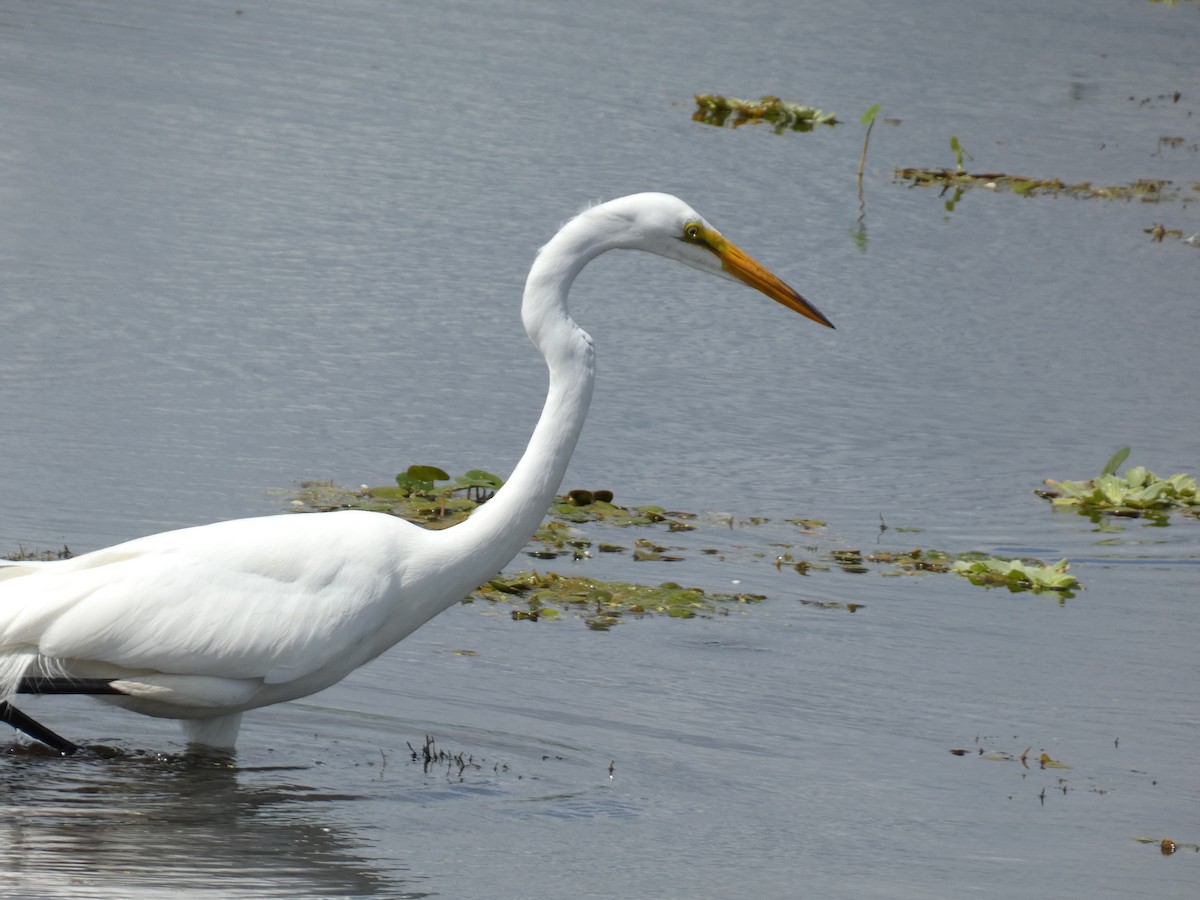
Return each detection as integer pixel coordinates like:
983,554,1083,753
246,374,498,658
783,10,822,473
18,677,124,695
4,679,129,754
0,700,78,755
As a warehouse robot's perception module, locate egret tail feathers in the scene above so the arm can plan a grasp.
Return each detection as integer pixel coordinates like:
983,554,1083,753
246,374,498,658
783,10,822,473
0,651,38,706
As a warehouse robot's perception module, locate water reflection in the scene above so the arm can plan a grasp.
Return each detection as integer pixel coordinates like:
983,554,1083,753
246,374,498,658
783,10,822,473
0,746,425,898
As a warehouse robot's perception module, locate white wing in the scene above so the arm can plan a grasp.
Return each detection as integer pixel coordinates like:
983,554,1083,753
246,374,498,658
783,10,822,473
0,511,429,691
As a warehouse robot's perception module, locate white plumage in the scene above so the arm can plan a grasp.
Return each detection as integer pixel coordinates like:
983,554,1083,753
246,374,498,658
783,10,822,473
0,193,831,750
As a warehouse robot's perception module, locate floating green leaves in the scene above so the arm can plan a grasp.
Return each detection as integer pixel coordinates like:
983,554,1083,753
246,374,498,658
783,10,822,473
951,556,1078,595
777,545,1079,596
294,464,504,529
693,94,838,133
393,464,451,494
293,471,703,538
394,465,504,505
1036,447,1199,523
528,521,593,561
1102,446,1132,476
289,465,1089,622
472,570,765,630
548,494,696,531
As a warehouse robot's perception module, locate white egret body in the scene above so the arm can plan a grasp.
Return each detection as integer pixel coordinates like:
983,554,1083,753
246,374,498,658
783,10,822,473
0,193,832,750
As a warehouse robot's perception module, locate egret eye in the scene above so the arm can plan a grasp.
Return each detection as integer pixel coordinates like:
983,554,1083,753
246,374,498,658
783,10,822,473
683,223,702,242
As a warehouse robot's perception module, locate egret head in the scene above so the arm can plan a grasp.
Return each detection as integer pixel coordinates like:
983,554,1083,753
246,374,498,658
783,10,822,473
595,192,833,329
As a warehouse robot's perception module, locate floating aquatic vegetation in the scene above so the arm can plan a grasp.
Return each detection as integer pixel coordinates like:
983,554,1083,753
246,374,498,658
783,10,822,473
896,168,1198,203
773,545,966,583
796,596,863,613
472,570,765,630
549,492,696,531
897,136,1200,205
693,94,838,133
1,545,74,561
1154,135,1199,155
786,545,1079,594
292,465,502,529
293,468,697,533
528,521,593,561
785,517,827,531
948,739,1078,772
1145,222,1200,246
865,547,954,574
1133,836,1199,856
951,556,1078,595
289,467,1083,617
1036,447,1199,522
979,735,1169,812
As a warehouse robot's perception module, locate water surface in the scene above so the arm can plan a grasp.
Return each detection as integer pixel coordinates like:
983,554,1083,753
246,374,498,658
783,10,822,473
1,1,1197,897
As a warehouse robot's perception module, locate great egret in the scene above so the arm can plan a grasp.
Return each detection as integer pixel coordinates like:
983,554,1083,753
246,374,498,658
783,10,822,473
0,193,832,753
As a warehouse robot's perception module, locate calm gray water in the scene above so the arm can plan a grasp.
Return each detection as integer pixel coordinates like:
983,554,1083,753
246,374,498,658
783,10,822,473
1,0,1197,897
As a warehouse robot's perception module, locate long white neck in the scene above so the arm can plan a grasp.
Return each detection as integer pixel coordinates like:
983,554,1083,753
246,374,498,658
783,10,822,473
419,210,614,604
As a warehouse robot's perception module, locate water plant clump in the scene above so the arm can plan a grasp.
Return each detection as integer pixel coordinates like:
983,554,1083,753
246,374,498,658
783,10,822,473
896,168,1195,203
292,465,503,529
289,467,1086,612
776,544,1077,594
472,570,766,630
1036,447,1199,522
528,521,593,561
951,556,1078,595
293,468,700,535
692,94,838,133
1133,836,1200,857
864,547,954,574
896,136,1200,204
548,493,696,530
1144,222,1200,246
1,545,74,562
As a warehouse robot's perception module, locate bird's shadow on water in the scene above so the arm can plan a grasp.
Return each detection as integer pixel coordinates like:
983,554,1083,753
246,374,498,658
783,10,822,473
0,741,431,899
